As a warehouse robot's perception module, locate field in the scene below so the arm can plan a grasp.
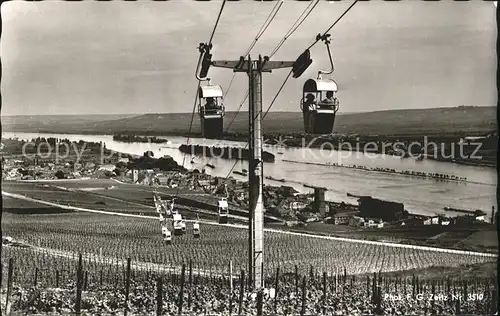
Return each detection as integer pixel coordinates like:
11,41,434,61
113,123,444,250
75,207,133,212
3,179,497,251
2,179,498,315
2,243,497,315
2,106,496,136
2,180,258,224
2,210,498,315
2,210,496,277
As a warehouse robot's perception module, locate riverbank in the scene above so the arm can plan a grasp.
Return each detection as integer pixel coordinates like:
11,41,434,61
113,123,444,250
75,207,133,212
2,133,495,218
112,134,170,143
282,159,472,184
178,144,275,163
4,129,495,168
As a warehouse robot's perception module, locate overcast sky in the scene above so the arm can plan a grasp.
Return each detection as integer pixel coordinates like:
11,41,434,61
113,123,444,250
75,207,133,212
1,1,497,116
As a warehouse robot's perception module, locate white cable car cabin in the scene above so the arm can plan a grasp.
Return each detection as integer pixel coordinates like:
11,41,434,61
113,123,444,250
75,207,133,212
300,78,339,135
173,213,185,236
198,85,225,139
193,221,200,238
217,198,229,224
162,226,172,243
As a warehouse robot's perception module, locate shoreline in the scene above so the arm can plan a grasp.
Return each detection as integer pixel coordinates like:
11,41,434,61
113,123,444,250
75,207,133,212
280,159,491,185
3,130,496,169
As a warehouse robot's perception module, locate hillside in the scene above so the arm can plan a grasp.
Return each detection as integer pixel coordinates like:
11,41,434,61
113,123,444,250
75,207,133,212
1,114,136,134
1,106,496,136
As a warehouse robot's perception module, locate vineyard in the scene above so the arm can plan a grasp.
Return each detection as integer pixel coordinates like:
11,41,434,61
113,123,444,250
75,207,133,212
2,212,496,277
1,246,497,315
2,183,498,314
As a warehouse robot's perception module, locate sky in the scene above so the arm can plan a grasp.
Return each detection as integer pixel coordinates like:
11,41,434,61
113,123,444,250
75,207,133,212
1,1,497,116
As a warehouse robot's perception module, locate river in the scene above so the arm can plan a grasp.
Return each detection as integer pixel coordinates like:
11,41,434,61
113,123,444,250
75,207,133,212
3,132,496,218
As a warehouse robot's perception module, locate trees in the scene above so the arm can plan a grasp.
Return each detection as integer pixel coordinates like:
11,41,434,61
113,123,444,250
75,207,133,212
104,171,114,178
18,169,30,176
55,170,65,179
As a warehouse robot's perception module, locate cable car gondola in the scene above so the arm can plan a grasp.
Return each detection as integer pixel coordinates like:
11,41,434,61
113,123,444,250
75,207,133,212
162,225,172,244
217,197,229,224
193,221,201,238
173,213,186,236
301,78,339,134
299,34,340,135
196,43,225,139
198,84,225,139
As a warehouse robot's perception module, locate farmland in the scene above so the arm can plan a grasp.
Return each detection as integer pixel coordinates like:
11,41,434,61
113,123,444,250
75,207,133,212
2,210,496,277
2,209,498,315
2,181,156,215
2,180,274,225
1,179,498,315
2,242,497,315
3,179,497,251
2,181,498,315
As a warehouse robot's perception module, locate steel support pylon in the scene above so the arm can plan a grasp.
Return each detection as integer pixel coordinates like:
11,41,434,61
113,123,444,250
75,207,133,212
248,56,264,290
210,55,294,292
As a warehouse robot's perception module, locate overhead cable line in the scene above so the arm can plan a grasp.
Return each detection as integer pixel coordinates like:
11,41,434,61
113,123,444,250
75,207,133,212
198,0,290,203
262,69,293,120
256,0,359,123
201,0,358,209
232,0,358,192
305,0,358,51
208,0,228,45
235,0,321,130
207,0,284,164
175,0,228,199
215,1,322,188
244,0,284,57
223,0,284,100
269,0,320,58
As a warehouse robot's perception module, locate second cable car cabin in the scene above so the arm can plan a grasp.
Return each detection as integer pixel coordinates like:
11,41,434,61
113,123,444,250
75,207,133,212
300,78,339,135
198,85,225,139
162,225,172,244
217,198,229,224
173,213,186,236
193,221,200,238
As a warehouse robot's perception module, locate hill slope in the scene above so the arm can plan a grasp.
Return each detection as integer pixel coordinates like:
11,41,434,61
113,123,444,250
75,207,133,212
2,106,496,136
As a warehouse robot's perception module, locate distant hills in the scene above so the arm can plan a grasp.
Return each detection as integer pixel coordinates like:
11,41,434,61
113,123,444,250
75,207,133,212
1,106,496,136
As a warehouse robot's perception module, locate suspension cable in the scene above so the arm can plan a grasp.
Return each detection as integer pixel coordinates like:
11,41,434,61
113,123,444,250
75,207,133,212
209,0,228,45
260,0,358,121
242,0,357,183
306,0,358,51
239,0,321,131
199,0,357,212
225,91,249,132
244,0,284,57
224,0,284,100
262,69,293,120
176,0,227,199
269,0,320,58
215,1,322,186
204,0,284,171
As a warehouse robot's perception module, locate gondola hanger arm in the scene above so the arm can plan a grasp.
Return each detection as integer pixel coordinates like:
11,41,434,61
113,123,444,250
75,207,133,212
316,34,335,80
196,43,213,82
